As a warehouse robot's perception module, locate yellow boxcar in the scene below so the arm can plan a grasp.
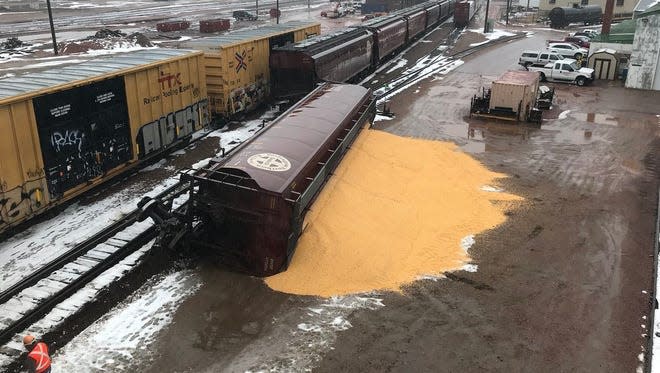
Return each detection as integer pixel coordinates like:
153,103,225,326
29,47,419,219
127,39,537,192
0,49,209,234
181,21,320,119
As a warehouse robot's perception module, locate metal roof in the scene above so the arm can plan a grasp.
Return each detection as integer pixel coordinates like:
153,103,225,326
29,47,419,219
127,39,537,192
634,0,660,14
214,83,370,193
638,2,660,16
181,21,319,51
495,70,539,86
591,19,636,43
0,48,200,102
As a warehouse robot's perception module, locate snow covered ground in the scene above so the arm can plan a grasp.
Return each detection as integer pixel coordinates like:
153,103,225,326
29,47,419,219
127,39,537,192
52,269,202,372
467,28,517,47
0,109,278,372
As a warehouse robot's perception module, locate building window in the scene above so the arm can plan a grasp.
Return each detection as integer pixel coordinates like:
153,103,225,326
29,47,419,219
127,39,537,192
616,0,624,6
549,0,556,4
581,0,588,5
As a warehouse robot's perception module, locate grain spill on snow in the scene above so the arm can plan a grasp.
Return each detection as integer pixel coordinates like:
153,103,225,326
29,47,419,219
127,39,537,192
266,130,521,297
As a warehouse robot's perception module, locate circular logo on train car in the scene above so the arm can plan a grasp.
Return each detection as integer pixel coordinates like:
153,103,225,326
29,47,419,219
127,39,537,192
247,153,291,172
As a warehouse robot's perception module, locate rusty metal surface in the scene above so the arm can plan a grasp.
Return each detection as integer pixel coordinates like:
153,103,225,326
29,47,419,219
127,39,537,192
199,18,231,33
270,29,374,95
356,16,407,61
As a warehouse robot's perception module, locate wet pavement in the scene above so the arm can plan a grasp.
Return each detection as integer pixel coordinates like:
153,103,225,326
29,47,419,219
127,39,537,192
144,29,659,373
314,35,660,373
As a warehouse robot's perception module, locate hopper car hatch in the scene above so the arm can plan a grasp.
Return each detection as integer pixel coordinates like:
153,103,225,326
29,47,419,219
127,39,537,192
139,83,376,276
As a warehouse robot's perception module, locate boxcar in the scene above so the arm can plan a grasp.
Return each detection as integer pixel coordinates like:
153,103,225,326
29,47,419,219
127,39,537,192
424,2,441,27
157,21,191,32
454,0,476,28
180,21,320,120
270,28,374,98
396,7,428,40
0,49,209,233
199,19,231,33
355,15,407,63
184,83,376,276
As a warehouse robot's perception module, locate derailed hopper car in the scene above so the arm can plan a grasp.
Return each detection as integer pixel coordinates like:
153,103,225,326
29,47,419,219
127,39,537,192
0,49,209,234
181,83,376,276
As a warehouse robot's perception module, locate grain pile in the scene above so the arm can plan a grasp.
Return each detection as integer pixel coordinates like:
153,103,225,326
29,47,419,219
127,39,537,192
265,130,521,297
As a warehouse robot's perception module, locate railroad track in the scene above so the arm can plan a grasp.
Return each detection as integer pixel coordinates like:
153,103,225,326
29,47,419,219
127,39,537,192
0,0,327,36
371,30,526,102
0,180,191,364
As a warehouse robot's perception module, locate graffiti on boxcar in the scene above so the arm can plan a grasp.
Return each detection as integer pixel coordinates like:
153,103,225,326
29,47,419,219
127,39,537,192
51,130,84,152
0,182,45,226
27,168,45,179
229,74,267,114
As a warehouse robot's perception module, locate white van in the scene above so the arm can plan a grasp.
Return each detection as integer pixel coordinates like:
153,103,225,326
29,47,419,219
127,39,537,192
518,50,564,67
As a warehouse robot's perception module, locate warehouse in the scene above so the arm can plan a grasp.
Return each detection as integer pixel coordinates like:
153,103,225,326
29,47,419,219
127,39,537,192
180,21,320,120
0,49,209,232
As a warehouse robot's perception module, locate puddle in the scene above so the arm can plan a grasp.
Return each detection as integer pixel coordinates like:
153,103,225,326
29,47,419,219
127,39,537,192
569,112,619,126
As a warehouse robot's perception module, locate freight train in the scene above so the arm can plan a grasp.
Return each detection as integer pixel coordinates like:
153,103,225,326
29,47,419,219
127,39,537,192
140,83,376,276
548,5,602,29
180,21,321,120
0,49,209,235
1,1,457,237
0,22,320,235
454,0,479,28
271,0,456,97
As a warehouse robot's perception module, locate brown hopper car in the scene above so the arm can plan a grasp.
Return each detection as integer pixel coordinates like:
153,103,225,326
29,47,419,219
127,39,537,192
183,83,376,276
0,49,209,234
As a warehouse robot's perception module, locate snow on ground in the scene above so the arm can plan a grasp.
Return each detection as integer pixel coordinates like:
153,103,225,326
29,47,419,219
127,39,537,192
385,58,408,74
52,270,201,372
468,29,517,47
374,52,464,102
225,295,385,372
0,108,278,294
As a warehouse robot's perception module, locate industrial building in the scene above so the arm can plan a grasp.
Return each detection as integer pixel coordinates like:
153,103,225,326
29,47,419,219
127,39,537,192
625,3,660,90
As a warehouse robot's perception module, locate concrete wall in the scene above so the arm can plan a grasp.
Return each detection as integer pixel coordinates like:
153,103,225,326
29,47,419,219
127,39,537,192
539,0,635,16
626,14,660,90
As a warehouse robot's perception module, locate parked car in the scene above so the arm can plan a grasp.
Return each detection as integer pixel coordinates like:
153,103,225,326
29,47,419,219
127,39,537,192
573,30,598,39
233,10,258,21
526,58,595,86
547,42,589,59
519,50,565,67
564,36,590,48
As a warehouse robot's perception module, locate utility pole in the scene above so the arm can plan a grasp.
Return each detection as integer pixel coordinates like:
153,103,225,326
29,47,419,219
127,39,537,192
46,0,58,55
308,0,310,16
256,0,258,19
483,0,490,33
276,0,280,24
505,0,510,25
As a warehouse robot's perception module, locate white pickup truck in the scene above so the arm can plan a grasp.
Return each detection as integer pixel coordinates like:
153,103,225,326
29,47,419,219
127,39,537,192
526,59,595,86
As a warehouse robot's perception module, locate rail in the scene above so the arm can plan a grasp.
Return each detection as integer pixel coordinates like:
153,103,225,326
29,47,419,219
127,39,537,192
0,180,190,346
